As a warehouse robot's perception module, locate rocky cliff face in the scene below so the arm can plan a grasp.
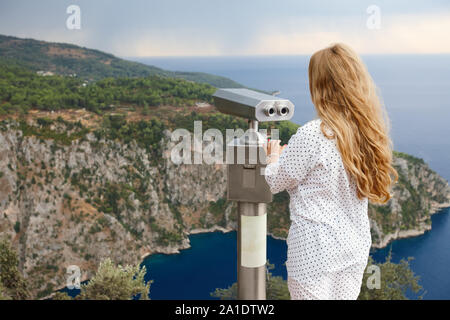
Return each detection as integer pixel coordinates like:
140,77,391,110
369,153,450,248
0,119,449,297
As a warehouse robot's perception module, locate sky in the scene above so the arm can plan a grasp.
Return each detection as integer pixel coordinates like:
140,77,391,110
1,0,450,57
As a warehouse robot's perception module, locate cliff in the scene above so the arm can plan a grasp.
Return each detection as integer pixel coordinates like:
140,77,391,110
369,152,450,248
0,117,449,298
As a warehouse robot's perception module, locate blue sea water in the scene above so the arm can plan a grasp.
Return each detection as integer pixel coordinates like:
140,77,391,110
130,55,450,300
132,55,450,182
141,231,287,300
143,207,450,300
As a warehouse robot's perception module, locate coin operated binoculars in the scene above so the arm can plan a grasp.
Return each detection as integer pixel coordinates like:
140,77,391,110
212,88,295,300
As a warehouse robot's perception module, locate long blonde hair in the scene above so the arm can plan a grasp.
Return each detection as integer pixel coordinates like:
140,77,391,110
308,43,398,204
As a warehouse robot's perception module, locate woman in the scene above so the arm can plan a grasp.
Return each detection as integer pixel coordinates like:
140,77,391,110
264,43,398,300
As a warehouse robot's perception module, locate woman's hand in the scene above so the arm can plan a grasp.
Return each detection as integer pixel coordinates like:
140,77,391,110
264,140,287,164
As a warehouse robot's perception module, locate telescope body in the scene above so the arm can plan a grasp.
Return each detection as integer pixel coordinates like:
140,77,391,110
213,88,294,122
212,88,296,300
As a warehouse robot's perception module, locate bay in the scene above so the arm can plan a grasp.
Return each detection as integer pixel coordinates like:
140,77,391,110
143,207,450,300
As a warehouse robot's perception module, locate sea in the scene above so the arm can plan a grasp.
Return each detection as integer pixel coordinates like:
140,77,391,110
142,207,450,300
131,55,450,300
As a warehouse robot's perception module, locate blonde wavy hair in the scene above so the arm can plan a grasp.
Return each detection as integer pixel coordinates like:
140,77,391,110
308,43,398,204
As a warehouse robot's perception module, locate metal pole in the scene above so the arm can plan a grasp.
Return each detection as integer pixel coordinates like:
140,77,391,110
237,202,267,300
237,119,267,300
248,119,258,132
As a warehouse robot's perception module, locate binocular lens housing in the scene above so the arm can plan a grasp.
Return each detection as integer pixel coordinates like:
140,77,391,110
212,88,295,122
264,105,289,117
264,106,276,117
278,105,289,116
275,102,289,117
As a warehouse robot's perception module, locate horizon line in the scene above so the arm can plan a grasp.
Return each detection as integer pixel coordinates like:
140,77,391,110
123,52,450,59
3,33,450,59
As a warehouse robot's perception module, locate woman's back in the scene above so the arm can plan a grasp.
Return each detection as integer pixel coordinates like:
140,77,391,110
265,118,372,299
264,43,396,299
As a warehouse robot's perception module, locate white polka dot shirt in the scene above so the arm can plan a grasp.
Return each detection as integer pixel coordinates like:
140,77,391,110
264,118,372,299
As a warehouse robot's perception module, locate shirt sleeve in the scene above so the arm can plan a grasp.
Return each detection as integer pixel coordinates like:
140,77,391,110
264,123,320,194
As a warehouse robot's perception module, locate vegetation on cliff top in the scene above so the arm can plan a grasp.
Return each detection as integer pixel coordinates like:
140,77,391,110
0,34,245,87
0,60,215,115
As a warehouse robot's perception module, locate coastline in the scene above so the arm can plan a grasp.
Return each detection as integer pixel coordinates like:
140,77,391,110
49,204,449,300
371,203,450,249
142,202,450,261
140,225,234,260
140,225,287,262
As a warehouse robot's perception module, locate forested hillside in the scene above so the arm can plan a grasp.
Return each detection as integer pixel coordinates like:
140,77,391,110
0,60,215,115
0,34,245,88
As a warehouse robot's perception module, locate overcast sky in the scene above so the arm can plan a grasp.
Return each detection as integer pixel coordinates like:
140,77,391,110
1,0,450,57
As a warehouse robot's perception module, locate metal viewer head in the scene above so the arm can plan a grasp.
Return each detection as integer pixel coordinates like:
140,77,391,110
212,88,295,122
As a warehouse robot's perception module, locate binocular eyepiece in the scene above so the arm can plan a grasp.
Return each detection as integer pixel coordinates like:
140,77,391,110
263,102,290,117
213,88,294,122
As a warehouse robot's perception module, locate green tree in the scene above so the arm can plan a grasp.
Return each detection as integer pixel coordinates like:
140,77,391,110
51,291,73,300
0,60,216,114
358,255,423,300
0,239,30,299
0,279,12,300
211,255,423,300
141,105,150,116
265,262,291,300
74,258,151,300
13,221,20,233
210,282,237,300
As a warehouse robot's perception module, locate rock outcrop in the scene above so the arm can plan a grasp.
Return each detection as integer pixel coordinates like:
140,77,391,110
0,120,449,297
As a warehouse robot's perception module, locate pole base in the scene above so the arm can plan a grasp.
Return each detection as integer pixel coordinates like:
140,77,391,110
237,202,267,300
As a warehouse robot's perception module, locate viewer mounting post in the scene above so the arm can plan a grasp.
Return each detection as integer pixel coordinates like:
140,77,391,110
212,88,295,300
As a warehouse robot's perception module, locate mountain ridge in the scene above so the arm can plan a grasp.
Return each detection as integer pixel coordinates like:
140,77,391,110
0,34,245,88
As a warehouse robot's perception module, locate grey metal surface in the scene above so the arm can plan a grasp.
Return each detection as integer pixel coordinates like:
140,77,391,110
213,88,294,122
249,119,258,131
226,119,270,299
238,266,266,299
237,202,267,300
226,119,272,203
226,144,272,203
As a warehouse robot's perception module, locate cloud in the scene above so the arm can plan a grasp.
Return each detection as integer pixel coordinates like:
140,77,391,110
112,32,224,57
248,13,450,55
372,13,450,54
0,1,450,56
112,11,450,56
